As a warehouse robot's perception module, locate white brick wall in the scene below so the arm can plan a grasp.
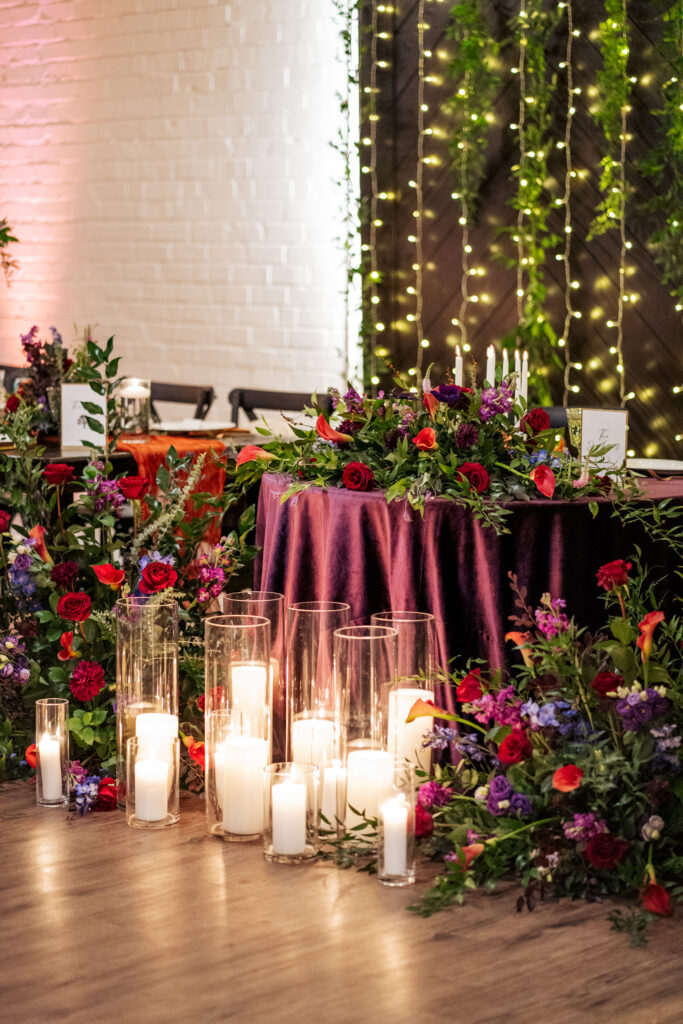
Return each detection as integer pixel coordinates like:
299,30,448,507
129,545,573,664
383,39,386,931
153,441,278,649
0,0,351,416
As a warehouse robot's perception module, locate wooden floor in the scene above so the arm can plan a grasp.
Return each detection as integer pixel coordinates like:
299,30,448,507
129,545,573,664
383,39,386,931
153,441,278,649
1,783,681,1024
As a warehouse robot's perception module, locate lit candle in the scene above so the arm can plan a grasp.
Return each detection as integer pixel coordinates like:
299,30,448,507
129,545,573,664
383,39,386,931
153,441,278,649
134,759,168,821
454,345,463,387
291,717,335,766
271,779,307,855
346,749,394,826
231,664,268,731
119,379,150,400
380,796,408,877
502,348,509,380
321,760,345,825
388,688,433,769
136,712,178,747
221,735,268,835
514,349,522,402
485,345,496,385
521,350,529,402
38,734,62,802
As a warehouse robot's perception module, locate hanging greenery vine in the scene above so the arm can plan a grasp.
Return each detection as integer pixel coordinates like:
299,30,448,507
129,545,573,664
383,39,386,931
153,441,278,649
444,0,500,356
639,0,683,323
557,0,578,406
0,218,18,284
502,0,561,403
587,0,632,407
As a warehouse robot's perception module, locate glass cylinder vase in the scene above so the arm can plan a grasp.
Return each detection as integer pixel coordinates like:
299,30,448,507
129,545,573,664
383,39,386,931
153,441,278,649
115,598,178,807
126,736,180,828
286,601,350,768
263,762,319,864
377,759,416,887
116,377,151,435
205,710,270,841
35,698,69,806
222,591,285,758
370,611,436,770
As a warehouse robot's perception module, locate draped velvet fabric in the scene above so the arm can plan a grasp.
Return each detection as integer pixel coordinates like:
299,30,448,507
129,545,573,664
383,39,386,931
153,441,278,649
255,474,682,709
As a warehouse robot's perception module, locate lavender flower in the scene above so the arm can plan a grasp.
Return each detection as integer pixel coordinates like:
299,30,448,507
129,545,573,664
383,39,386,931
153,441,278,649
562,813,607,841
93,478,125,516
74,775,101,815
342,387,364,413
424,724,458,750
617,689,670,732
478,381,514,422
522,700,560,729
139,551,175,569
650,725,681,773
454,732,486,762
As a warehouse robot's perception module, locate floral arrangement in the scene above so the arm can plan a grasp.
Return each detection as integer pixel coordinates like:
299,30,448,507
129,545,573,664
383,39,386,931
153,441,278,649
230,378,634,531
406,556,681,944
0,331,256,804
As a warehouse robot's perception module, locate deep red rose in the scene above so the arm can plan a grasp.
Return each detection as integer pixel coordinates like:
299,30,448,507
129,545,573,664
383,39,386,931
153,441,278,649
596,559,631,591
69,659,105,701
458,461,490,494
94,776,117,812
584,833,629,870
413,427,438,451
43,463,75,486
591,671,622,698
56,591,92,623
456,668,483,702
91,563,125,590
415,803,434,838
520,407,551,437
5,393,20,414
342,462,374,491
0,509,10,533
139,561,178,595
552,764,583,792
641,880,672,916
498,730,533,765
50,561,79,589
118,476,151,501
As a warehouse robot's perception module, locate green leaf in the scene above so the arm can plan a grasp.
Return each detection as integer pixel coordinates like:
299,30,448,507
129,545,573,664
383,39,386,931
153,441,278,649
610,618,636,645
48,666,67,683
85,416,105,434
81,401,104,415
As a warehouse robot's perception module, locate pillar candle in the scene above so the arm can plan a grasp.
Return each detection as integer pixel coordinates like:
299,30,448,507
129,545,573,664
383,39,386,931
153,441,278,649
221,735,268,835
514,349,522,402
136,712,178,746
502,349,509,380
134,759,168,821
119,379,150,399
486,345,495,385
380,796,408,876
521,350,529,402
271,780,307,855
291,717,335,766
231,664,268,731
346,749,394,826
454,346,463,387
388,688,433,769
38,734,62,801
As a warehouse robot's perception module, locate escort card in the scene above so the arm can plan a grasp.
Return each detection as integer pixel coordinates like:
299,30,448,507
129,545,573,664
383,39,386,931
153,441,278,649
580,408,628,468
61,383,107,450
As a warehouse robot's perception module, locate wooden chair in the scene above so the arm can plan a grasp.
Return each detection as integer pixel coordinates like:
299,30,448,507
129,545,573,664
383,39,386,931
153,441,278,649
228,388,332,427
149,383,215,422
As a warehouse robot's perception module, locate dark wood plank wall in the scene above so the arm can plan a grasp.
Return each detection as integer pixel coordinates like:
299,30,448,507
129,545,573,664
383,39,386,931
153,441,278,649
360,0,682,459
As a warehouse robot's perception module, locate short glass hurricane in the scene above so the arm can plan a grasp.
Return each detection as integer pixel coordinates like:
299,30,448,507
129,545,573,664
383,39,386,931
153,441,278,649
263,762,319,864
35,698,69,807
377,760,416,887
125,736,180,829
206,710,271,842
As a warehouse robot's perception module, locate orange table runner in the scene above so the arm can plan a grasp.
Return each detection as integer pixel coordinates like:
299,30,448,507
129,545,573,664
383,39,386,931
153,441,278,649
116,434,226,544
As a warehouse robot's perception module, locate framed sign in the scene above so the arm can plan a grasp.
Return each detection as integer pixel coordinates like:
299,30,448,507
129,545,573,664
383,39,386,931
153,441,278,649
60,383,107,451
580,408,628,468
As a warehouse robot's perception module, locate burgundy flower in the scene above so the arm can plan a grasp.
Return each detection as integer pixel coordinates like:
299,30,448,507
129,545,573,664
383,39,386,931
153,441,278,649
498,730,533,765
69,660,105,701
591,671,622,698
56,591,92,623
94,777,117,811
342,462,374,491
454,423,479,449
139,561,178,595
596,559,631,591
50,561,79,589
5,393,20,414
43,463,76,486
584,834,629,870
520,407,550,437
118,476,151,501
0,509,11,533
415,803,434,838
458,461,490,494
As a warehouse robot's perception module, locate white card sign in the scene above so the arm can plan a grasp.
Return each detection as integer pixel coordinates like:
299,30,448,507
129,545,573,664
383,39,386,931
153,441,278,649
60,383,107,450
580,408,628,469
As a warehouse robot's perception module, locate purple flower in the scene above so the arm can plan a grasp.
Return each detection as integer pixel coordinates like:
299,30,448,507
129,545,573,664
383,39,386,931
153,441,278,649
488,775,512,801
432,384,471,409
534,597,570,638
342,387,364,413
469,685,522,727
418,781,453,808
454,732,486,762
139,551,175,570
478,381,514,422
424,724,458,750
454,422,479,448
508,792,532,817
74,775,101,815
651,724,680,774
562,812,607,841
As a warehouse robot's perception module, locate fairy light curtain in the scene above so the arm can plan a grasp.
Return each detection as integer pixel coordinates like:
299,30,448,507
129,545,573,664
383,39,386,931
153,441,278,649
357,0,682,459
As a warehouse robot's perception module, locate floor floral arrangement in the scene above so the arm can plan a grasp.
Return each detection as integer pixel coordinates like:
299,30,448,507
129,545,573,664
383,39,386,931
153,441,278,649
399,556,682,945
0,334,256,795
231,379,635,531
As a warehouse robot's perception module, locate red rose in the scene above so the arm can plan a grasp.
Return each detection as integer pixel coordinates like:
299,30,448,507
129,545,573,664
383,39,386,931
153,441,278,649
118,476,151,501
552,764,583,792
342,462,374,491
43,463,75,486
458,461,490,494
641,880,672,916
0,509,10,533
94,776,117,812
139,561,178,595
456,668,483,702
520,407,551,437
56,591,92,622
5,393,20,414
498,730,533,765
413,427,438,451
69,659,105,701
91,563,125,590
415,803,434,838
596,559,631,591
584,833,629,870
591,671,622,698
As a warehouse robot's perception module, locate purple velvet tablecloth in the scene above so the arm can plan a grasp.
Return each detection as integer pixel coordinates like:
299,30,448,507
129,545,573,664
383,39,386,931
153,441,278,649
255,474,682,703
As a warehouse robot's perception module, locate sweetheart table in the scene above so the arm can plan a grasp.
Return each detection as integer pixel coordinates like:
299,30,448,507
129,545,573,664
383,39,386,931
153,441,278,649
255,473,682,697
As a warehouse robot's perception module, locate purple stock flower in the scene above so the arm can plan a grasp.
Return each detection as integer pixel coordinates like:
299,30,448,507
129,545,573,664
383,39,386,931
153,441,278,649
418,781,453,808
478,381,514,422
534,597,570,638
424,723,458,750
74,775,101,815
562,813,607,841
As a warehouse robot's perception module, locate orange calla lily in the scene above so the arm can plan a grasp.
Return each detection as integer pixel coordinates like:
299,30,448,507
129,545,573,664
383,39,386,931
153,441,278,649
405,697,454,723
636,610,665,662
29,524,52,565
91,563,125,590
315,414,353,444
505,631,534,668
423,391,438,420
236,445,277,466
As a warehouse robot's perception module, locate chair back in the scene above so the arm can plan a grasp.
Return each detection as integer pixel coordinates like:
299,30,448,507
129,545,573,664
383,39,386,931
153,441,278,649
149,382,215,421
228,388,332,426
